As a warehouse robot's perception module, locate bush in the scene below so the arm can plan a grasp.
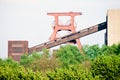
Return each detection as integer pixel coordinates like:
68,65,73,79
0,58,19,68
91,54,120,79
20,49,60,72
0,66,43,80
55,45,84,68
28,53,60,72
83,45,102,60
20,52,42,68
110,43,120,55
1,44,120,79
47,65,93,80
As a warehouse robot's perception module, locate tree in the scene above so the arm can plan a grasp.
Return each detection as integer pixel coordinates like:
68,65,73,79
55,45,84,68
91,54,120,79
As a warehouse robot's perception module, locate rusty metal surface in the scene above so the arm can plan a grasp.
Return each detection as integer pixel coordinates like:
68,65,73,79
28,22,107,54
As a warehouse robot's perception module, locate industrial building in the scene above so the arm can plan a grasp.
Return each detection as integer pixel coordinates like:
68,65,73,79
107,9,120,45
8,9,120,61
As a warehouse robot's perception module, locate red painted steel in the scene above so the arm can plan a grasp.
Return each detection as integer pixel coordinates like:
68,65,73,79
28,22,107,54
47,12,82,49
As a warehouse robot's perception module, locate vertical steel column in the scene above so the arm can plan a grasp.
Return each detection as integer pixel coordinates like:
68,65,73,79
47,12,82,49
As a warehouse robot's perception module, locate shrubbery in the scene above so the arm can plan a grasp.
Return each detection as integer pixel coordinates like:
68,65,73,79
0,57,19,68
0,43,120,79
0,66,43,80
55,45,84,68
47,65,93,80
0,58,43,80
83,44,102,60
20,49,60,72
83,44,120,60
20,52,42,68
91,54,120,79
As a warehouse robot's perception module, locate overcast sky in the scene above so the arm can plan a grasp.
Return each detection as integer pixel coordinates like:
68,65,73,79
0,0,120,59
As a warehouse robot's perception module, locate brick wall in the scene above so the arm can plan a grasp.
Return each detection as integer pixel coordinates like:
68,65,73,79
8,41,28,61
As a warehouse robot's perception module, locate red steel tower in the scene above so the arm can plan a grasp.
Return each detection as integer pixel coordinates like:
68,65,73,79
47,12,82,49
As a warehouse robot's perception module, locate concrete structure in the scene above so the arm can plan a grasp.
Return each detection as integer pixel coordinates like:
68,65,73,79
107,9,120,45
8,41,28,61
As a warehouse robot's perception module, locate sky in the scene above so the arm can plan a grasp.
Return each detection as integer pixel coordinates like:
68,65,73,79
0,0,120,59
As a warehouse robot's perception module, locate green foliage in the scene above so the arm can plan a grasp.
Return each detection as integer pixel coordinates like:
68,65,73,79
83,43,120,61
20,49,60,72
1,43,120,79
0,58,44,79
91,54,120,80
42,48,50,58
0,57,19,68
28,53,60,72
20,52,42,68
0,58,2,63
0,66,43,80
101,43,120,55
83,44,103,60
47,65,93,80
110,43,120,55
100,45,112,55
55,45,84,68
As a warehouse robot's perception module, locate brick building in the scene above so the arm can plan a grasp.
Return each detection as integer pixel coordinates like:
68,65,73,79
8,41,28,61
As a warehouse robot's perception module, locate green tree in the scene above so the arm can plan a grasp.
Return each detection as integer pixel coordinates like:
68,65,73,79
20,52,42,68
47,65,93,80
91,54,120,80
55,45,84,68
0,66,43,80
0,57,19,68
20,48,60,72
83,44,102,60
111,43,120,55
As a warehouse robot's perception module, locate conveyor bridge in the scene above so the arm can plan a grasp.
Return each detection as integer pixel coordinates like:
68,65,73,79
28,22,107,54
